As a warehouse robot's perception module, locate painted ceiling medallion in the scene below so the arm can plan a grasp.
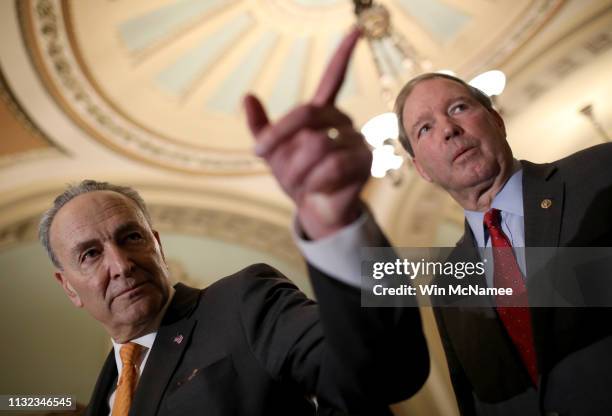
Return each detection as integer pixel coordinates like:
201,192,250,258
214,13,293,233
19,0,562,174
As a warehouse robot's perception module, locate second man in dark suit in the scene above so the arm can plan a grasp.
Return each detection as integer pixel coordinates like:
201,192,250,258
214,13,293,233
245,28,612,416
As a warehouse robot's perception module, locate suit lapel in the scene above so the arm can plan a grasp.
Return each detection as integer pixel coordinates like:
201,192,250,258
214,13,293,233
85,350,116,416
129,284,201,416
521,160,566,375
521,160,564,248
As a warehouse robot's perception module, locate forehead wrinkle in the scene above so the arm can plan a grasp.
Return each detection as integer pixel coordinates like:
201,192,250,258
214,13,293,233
51,192,146,262
65,199,135,236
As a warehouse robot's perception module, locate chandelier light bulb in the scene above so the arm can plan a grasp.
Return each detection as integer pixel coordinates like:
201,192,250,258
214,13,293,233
371,144,404,178
361,112,398,148
469,70,506,96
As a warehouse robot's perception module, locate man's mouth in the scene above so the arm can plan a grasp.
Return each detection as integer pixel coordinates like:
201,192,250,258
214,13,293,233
113,282,147,301
453,146,475,162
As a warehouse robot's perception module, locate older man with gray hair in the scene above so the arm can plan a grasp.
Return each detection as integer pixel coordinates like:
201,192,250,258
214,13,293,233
40,178,428,416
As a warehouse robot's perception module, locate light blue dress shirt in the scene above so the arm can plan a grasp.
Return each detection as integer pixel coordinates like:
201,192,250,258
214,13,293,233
464,166,526,287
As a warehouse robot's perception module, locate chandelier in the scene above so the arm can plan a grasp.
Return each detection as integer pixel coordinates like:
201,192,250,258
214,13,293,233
353,0,430,105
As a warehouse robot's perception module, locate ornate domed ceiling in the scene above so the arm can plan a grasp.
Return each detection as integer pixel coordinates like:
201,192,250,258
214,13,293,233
18,0,563,174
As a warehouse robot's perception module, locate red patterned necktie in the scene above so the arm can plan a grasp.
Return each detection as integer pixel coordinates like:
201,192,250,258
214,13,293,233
483,208,538,387
112,342,143,416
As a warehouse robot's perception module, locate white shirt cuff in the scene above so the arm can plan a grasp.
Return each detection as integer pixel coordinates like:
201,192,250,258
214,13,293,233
293,210,385,289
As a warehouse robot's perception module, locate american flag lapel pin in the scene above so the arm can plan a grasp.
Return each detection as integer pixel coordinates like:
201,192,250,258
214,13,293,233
173,334,184,345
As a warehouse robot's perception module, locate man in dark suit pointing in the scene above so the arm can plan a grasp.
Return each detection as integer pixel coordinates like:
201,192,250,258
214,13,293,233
245,26,612,415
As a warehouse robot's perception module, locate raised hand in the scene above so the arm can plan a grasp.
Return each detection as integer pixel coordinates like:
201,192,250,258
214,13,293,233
244,28,372,240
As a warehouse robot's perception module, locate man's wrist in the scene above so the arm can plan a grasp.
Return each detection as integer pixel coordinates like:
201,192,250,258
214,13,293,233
297,205,363,241
293,206,383,289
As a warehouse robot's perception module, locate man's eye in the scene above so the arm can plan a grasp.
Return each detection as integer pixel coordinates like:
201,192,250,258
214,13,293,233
126,232,143,242
418,125,430,137
450,103,467,114
82,249,100,262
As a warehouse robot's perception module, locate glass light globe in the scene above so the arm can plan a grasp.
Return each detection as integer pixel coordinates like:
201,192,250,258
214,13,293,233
361,112,398,148
469,70,506,96
371,144,403,178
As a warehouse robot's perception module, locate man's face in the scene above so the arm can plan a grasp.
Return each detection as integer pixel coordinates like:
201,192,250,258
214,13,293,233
402,77,512,193
50,191,171,341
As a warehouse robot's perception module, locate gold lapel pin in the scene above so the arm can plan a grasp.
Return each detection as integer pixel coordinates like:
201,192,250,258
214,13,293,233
540,199,552,209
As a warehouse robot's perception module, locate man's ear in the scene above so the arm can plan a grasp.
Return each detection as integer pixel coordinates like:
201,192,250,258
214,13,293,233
412,158,433,182
153,230,166,262
55,272,83,308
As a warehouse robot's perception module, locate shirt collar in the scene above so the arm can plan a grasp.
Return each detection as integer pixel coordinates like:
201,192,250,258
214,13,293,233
464,160,523,246
112,332,156,378
490,163,523,216
112,332,156,352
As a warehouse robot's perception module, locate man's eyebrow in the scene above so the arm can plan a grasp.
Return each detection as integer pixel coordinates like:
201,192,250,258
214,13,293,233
71,238,99,259
113,221,146,239
447,95,471,105
69,221,145,257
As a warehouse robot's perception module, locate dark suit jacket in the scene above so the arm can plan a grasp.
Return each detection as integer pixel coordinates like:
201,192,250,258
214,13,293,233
434,143,612,416
85,263,429,416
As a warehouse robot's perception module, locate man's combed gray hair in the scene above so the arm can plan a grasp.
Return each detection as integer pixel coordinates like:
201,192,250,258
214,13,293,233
394,72,494,157
39,179,152,269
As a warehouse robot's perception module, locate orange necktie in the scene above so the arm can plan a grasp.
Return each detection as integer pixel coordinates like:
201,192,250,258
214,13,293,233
112,342,143,416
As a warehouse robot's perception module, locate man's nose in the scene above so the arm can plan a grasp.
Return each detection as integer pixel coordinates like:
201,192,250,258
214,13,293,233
442,119,463,141
106,245,134,279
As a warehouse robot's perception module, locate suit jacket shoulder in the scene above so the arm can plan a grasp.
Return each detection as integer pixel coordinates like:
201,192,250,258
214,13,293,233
521,142,612,246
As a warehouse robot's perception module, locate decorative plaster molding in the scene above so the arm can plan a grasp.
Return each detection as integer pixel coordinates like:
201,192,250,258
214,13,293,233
466,0,565,75
500,10,612,116
18,0,265,175
0,203,302,268
148,204,302,266
0,215,40,251
0,147,62,169
0,68,67,162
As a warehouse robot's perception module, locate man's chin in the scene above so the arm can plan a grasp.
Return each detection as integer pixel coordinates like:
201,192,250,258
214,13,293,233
453,162,500,187
115,293,164,319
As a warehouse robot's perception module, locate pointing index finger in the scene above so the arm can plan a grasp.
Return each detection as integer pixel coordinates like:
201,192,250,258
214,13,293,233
312,27,362,106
